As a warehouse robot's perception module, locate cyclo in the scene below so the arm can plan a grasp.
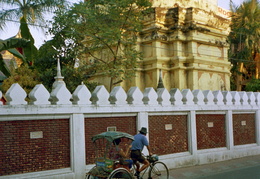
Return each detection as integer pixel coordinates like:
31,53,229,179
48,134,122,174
86,131,169,179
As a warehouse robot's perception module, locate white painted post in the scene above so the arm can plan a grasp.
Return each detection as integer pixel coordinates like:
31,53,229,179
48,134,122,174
256,110,260,145
226,110,234,150
188,111,197,155
137,112,149,155
70,114,86,179
137,112,149,133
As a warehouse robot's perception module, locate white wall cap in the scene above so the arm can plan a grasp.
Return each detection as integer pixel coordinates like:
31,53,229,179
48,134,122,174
222,91,233,105
91,85,109,105
182,89,194,105
254,92,260,106
109,86,127,105
157,88,171,105
50,83,72,105
5,83,27,105
192,90,204,105
143,87,158,105
127,87,143,105
246,92,256,106
29,84,50,105
203,90,215,105
213,90,224,105
169,88,183,105
238,91,249,105
72,84,91,105
230,91,241,105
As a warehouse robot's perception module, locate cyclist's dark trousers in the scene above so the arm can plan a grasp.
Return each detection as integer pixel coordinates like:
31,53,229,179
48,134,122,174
130,150,145,163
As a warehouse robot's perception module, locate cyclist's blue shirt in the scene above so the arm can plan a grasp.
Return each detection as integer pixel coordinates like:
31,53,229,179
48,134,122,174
131,133,149,151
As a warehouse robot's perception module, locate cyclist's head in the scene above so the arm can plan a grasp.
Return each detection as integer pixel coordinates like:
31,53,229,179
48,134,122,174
113,138,121,145
139,127,147,135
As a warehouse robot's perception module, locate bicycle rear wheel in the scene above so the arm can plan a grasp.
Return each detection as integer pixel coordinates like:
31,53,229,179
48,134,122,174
148,161,169,179
108,168,132,179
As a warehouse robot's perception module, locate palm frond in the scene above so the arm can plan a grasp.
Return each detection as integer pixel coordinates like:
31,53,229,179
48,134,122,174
0,0,69,30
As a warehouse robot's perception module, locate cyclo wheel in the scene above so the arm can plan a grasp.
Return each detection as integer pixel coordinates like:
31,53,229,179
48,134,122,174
148,161,169,179
108,168,132,179
86,174,107,179
86,166,107,179
86,174,96,179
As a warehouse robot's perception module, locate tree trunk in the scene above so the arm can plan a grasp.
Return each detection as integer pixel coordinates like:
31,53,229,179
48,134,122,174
255,53,260,79
110,77,113,92
236,62,244,91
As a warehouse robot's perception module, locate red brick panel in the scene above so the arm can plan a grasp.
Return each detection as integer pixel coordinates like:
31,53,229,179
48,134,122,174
0,119,70,176
85,116,136,164
149,115,188,155
196,114,226,150
233,114,256,145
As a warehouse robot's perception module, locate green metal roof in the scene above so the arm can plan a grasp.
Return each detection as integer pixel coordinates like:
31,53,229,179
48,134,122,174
91,131,134,143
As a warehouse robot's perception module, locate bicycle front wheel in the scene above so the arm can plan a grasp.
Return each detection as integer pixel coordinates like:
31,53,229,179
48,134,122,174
148,161,169,179
108,168,132,179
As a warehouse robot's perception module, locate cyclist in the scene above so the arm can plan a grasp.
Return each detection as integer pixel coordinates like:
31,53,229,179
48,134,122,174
130,127,152,178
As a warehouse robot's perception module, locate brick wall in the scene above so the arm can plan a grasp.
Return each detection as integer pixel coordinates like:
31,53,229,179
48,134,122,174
85,116,136,164
233,114,256,145
0,119,70,176
1,82,260,178
149,115,188,155
196,114,226,150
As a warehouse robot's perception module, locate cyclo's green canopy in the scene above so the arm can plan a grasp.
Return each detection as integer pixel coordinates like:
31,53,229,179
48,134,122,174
91,131,134,143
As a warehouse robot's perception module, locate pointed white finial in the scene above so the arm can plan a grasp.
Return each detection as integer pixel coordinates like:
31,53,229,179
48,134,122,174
55,58,64,81
52,58,65,90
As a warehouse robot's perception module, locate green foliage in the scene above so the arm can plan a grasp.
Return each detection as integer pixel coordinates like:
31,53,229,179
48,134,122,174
61,66,100,93
245,78,260,92
0,38,29,52
49,0,152,90
0,0,69,65
230,75,237,91
229,0,260,62
228,0,260,89
35,39,99,93
0,0,76,93
0,0,69,30
0,38,29,77
19,17,38,65
0,64,41,94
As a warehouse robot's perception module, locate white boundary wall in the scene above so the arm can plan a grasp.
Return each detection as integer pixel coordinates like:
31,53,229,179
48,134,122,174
0,83,260,179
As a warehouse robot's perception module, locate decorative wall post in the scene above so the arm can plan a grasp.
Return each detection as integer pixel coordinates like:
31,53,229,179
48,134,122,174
137,112,149,132
256,110,260,146
137,112,149,154
70,113,86,178
188,110,197,155
226,110,234,150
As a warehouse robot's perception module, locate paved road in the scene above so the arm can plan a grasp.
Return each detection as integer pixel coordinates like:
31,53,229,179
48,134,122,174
168,155,260,179
196,164,260,179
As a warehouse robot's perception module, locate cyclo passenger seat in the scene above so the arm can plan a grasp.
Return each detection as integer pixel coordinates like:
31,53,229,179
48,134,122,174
113,159,133,171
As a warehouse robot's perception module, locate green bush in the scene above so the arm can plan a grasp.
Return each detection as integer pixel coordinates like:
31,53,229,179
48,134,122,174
245,78,260,92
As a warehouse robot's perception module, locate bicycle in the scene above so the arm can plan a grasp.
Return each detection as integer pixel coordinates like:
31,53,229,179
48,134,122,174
86,131,169,179
104,155,169,179
130,155,169,179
